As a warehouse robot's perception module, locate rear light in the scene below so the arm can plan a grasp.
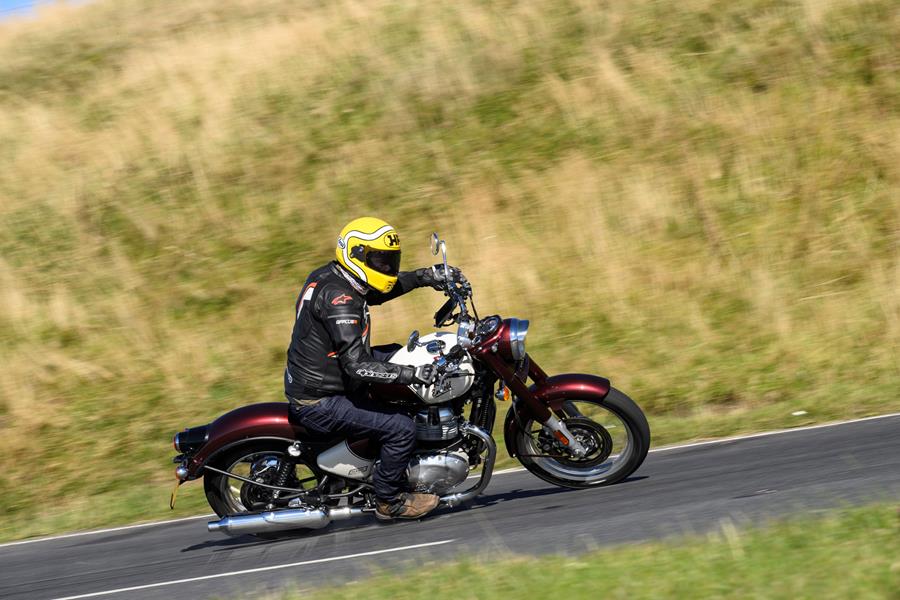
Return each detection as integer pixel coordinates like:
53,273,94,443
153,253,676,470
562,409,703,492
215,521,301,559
172,425,209,455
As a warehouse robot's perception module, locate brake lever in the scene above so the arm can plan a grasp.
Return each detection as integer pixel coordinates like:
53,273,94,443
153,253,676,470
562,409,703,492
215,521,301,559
431,372,453,397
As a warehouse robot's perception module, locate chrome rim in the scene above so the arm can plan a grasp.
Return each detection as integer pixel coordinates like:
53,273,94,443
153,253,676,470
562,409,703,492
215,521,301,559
218,450,319,513
521,400,634,483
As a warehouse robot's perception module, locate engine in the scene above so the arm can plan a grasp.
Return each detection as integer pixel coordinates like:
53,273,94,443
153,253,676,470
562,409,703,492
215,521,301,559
414,407,459,441
407,408,470,494
407,451,470,495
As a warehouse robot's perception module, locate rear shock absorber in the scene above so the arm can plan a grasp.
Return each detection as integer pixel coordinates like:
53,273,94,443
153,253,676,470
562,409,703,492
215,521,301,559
266,457,296,508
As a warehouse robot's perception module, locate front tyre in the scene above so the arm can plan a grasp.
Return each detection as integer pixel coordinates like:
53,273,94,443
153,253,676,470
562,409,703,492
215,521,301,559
513,387,650,488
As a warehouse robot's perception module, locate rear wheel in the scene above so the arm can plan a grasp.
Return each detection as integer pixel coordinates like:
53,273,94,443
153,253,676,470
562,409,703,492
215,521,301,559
513,387,650,488
203,441,322,518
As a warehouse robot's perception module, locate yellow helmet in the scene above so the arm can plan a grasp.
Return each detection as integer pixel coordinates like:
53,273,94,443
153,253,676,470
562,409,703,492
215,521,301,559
335,217,402,293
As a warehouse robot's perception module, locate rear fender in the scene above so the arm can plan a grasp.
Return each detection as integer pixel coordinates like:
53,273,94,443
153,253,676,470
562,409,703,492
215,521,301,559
503,374,611,458
185,403,301,479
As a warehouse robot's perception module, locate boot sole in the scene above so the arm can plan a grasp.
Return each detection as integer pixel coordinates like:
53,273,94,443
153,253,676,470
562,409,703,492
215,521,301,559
374,503,439,521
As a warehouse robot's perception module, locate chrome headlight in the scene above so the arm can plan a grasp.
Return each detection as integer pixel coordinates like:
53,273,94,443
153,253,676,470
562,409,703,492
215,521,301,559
508,318,529,361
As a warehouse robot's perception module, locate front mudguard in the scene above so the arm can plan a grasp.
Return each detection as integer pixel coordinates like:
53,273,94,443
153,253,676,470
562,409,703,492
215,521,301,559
503,373,610,458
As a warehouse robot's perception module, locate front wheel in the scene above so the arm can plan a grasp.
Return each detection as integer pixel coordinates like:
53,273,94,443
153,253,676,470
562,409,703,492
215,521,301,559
512,387,650,488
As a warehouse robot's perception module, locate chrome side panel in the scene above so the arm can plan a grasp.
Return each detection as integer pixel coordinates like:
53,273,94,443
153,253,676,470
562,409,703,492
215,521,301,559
316,441,376,481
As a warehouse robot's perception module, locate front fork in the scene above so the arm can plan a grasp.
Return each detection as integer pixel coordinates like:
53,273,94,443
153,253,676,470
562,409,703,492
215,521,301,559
540,415,588,457
485,353,587,457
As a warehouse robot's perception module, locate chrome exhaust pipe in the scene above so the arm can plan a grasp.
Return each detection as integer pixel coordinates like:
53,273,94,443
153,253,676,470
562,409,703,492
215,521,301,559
207,506,364,536
440,422,496,507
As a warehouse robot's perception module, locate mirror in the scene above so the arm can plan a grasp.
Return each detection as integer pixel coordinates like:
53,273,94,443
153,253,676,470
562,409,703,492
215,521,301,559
430,233,450,281
406,330,420,353
431,233,440,256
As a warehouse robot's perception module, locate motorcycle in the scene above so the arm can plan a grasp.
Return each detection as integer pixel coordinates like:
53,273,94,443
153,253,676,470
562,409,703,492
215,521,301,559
170,233,650,536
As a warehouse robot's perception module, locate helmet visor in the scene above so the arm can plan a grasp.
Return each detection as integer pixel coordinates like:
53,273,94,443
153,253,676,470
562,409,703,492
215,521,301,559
366,249,401,276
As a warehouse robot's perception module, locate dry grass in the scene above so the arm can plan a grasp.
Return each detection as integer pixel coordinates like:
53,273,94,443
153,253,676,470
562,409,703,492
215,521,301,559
0,0,898,539
274,505,900,600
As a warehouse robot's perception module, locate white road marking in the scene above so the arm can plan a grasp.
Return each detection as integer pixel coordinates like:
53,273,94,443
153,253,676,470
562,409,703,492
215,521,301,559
646,411,900,454
0,513,216,549
4,411,899,549
490,466,526,476
470,411,900,477
48,539,455,600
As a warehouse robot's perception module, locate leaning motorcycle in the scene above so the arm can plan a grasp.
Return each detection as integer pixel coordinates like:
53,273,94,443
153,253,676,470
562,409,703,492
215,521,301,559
170,233,650,536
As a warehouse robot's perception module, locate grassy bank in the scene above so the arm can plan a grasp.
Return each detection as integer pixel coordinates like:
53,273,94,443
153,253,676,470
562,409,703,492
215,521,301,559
269,505,900,600
0,0,898,541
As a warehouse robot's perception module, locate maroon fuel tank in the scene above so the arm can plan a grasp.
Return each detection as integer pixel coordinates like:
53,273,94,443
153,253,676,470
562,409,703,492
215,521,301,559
185,403,303,478
502,373,611,458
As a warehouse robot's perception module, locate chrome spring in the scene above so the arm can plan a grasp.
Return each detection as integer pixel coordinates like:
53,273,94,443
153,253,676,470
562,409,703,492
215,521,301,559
269,458,295,502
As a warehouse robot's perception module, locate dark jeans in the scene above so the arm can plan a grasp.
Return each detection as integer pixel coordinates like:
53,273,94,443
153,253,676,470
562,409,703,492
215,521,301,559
291,394,415,501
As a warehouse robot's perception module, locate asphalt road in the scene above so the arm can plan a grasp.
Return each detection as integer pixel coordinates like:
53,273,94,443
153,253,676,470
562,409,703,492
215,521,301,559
2,415,899,600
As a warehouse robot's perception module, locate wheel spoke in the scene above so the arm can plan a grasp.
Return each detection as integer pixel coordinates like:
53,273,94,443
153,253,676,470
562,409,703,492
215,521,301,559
218,450,321,514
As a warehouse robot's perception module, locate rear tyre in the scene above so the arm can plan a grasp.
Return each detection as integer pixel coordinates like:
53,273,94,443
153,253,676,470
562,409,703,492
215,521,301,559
513,387,650,488
203,441,323,521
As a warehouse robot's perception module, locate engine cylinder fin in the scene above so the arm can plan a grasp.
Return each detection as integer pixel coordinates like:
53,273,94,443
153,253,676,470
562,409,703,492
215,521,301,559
414,407,459,441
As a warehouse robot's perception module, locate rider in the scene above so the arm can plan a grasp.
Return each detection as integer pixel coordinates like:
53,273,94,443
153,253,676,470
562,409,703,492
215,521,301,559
284,217,464,520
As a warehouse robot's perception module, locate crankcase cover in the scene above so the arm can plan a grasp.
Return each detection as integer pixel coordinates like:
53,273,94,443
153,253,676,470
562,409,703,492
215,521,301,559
407,451,470,495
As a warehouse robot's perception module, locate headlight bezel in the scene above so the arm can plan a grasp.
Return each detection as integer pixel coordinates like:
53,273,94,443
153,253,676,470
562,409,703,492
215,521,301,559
507,318,529,362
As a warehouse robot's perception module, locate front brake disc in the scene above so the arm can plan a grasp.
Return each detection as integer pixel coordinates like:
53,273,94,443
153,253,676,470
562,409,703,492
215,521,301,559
551,417,613,468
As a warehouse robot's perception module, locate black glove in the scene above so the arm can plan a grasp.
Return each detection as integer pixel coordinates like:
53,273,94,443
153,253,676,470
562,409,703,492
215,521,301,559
411,363,438,386
417,264,468,290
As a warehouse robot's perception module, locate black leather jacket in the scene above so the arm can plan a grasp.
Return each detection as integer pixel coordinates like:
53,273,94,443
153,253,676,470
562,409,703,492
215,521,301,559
284,262,425,399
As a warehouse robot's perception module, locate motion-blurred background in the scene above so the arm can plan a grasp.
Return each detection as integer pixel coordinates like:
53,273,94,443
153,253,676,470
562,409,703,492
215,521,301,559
0,0,897,541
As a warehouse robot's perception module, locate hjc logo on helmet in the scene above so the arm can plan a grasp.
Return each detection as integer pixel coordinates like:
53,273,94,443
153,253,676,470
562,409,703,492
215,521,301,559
384,233,400,247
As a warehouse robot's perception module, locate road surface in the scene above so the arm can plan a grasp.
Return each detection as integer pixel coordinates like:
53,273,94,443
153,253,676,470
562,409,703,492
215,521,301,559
1,414,898,599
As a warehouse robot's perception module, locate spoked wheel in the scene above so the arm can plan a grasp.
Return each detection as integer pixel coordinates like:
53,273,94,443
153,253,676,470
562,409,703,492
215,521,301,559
514,387,650,488
203,442,322,519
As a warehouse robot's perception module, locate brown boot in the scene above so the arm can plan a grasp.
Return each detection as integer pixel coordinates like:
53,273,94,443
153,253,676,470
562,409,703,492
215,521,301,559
375,492,440,521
